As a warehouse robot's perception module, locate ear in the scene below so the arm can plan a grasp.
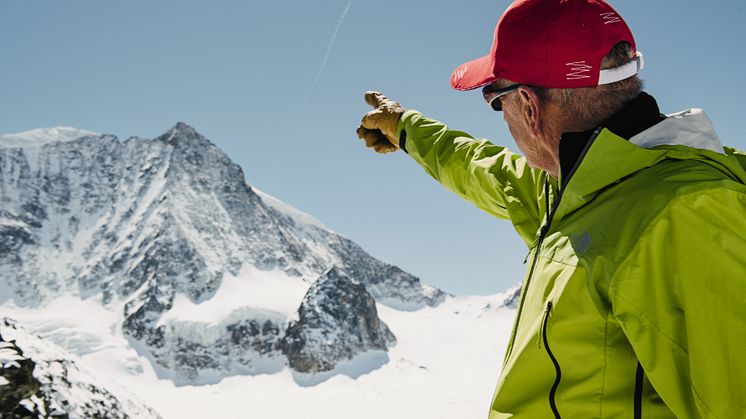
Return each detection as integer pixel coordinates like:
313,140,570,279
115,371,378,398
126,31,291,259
517,87,543,137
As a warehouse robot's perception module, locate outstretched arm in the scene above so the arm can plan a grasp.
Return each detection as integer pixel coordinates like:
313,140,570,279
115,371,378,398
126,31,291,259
356,91,547,244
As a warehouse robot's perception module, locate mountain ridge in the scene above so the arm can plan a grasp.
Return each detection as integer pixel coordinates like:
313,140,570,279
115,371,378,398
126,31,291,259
0,126,101,149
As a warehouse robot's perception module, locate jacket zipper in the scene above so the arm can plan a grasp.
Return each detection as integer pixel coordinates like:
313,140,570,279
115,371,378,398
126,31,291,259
508,182,551,362
634,362,644,419
523,181,552,264
504,127,603,363
541,301,562,419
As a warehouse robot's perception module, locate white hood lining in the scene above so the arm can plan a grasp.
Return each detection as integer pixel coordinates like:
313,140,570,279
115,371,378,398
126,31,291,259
629,108,725,154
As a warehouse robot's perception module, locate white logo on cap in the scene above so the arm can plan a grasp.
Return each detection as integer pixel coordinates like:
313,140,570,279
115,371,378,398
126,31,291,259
566,61,592,80
600,12,621,24
453,65,468,82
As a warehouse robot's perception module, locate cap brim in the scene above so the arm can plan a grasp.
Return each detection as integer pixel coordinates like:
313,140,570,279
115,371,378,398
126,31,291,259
450,55,497,91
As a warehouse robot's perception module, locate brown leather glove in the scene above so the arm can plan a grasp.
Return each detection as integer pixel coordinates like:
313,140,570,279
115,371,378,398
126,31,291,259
356,91,405,154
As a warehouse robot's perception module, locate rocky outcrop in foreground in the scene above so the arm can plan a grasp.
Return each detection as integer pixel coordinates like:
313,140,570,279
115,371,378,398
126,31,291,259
0,318,161,419
281,267,396,373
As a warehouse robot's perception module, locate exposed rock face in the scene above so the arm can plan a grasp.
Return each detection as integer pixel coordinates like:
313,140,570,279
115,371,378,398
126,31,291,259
148,309,287,383
0,318,160,418
500,283,522,310
281,267,396,373
0,338,54,418
0,123,444,381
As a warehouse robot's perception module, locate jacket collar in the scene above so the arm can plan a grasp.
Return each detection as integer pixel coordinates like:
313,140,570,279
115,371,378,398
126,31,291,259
558,92,665,188
552,93,746,222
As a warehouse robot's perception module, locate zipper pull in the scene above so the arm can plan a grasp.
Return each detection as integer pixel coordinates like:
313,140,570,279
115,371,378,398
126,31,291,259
524,225,549,264
537,302,553,349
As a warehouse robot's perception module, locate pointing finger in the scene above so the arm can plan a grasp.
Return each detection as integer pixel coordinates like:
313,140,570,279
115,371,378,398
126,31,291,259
364,91,388,109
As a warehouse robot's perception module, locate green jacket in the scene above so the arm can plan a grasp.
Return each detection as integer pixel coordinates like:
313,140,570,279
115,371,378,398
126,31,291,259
397,96,746,418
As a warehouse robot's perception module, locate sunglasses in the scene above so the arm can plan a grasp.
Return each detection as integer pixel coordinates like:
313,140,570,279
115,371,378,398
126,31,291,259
482,84,521,112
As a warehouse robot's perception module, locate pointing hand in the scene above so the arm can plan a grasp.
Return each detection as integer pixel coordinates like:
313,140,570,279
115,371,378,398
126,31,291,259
356,91,405,154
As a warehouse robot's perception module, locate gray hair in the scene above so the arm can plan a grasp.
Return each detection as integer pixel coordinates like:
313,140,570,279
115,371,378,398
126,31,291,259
535,42,643,131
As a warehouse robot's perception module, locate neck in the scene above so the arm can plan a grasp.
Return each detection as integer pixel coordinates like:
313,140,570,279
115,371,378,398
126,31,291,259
536,108,566,178
554,91,665,185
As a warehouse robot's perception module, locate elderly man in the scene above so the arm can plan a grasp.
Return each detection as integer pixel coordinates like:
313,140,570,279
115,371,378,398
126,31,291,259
356,0,746,417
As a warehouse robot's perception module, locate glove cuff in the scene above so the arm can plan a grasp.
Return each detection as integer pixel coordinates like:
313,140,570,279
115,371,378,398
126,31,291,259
396,110,423,154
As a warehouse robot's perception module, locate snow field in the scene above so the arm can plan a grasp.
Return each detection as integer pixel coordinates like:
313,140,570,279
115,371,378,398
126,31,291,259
1,289,516,419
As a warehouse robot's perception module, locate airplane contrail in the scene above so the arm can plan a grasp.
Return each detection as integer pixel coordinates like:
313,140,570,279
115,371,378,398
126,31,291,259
302,0,353,104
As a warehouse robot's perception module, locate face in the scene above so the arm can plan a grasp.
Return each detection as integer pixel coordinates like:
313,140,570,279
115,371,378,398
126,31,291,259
483,82,540,165
483,81,560,177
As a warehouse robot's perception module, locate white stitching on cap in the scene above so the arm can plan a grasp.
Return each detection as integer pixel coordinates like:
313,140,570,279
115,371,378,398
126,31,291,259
600,12,621,24
453,65,468,82
566,61,592,80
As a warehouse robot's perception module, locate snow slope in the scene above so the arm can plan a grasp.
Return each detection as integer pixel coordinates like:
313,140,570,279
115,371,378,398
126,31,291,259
1,289,517,419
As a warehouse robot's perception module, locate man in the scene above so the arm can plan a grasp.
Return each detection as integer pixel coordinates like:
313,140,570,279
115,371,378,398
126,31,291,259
356,0,746,417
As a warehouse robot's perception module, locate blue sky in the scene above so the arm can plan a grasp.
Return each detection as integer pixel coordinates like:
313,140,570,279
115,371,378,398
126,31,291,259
2,0,745,295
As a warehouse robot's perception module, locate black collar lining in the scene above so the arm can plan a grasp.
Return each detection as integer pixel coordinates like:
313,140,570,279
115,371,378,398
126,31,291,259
558,92,666,186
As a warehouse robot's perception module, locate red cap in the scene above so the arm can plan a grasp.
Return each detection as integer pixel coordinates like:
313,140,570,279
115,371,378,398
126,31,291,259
450,0,639,90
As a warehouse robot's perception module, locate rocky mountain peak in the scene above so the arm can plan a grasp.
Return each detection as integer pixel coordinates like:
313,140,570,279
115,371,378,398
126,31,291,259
280,266,396,373
158,121,211,149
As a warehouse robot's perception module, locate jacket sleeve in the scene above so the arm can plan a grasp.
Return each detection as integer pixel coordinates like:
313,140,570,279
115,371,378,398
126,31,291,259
397,110,546,245
610,189,746,418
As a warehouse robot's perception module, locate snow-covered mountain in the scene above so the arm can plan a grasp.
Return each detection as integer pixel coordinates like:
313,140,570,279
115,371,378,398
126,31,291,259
0,123,447,383
0,123,521,418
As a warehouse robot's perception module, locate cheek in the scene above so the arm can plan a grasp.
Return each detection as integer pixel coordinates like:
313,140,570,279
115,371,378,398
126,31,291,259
502,110,517,129
502,101,525,127
504,113,525,141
